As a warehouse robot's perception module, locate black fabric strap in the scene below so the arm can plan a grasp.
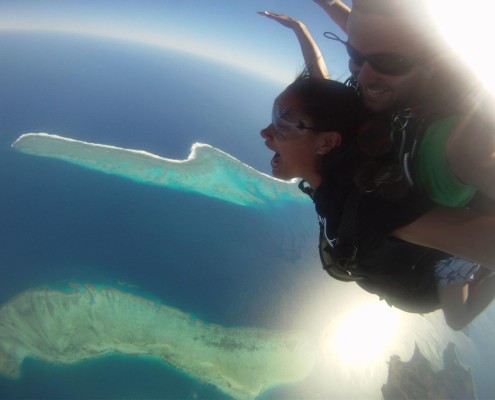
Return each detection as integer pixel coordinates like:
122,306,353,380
335,186,363,261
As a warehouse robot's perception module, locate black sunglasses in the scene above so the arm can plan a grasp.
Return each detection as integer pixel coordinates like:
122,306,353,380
324,32,417,76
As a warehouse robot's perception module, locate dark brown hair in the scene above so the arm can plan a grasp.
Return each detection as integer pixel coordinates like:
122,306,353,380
286,74,369,183
286,74,367,143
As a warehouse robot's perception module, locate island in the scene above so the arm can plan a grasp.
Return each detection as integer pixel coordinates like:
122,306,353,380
11,133,309,207
382,342,476,399
0,286,316,400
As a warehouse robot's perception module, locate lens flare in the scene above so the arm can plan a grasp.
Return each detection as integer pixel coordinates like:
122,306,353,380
426,0,495,93
322,301,401,364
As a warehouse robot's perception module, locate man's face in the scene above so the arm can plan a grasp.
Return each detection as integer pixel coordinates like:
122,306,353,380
346,10,431,113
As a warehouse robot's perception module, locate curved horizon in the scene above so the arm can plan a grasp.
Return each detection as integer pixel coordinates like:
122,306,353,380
0,0,352,86
0,25,293,85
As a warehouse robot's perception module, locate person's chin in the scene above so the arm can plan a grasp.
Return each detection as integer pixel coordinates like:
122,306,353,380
272,168,292,181
363,97,393,112
271,167,283,178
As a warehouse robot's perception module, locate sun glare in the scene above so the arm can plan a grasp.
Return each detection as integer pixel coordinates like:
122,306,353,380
427,0,495,93
322,302,401,364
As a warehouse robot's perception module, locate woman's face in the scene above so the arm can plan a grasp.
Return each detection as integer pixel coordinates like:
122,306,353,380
260,90,324,184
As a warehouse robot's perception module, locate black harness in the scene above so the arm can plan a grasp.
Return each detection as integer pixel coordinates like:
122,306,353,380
303,109,449,313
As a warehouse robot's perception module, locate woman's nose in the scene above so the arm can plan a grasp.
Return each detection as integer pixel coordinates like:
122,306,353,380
260,123,275,139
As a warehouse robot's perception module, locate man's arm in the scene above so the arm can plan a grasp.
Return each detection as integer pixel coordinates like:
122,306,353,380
446,109,495,201
313,0,351,34
393,207,495,269
257,11,330,79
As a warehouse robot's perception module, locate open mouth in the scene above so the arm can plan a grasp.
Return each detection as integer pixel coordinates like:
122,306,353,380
271,153,280,168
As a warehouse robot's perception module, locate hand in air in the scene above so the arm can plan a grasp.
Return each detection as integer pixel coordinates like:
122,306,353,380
256,11,305,30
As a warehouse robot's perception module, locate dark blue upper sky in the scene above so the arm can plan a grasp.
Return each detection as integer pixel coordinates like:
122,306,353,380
1,1,489,90
0,0,354,84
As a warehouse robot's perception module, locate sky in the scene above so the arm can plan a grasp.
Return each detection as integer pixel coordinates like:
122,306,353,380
2,1,495,397
1,0,493,89
0,0,352,85
1,0,492,89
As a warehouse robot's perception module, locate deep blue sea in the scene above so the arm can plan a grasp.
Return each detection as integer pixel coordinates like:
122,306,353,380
2,31,495,400
0,152,317,399
0,32,320,399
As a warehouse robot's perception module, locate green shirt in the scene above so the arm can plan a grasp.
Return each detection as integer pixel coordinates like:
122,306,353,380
416,116,476,207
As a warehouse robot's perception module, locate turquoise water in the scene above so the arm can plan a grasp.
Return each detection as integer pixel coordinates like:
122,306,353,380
0,32,318,399
2,31,495,399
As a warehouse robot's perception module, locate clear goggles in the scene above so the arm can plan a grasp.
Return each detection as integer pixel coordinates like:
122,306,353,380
271,104,320,140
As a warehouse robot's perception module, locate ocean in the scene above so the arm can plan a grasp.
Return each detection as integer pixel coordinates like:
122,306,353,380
2,31,495,400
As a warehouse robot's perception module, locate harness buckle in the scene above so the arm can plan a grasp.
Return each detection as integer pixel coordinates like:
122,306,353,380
392,108,415,131
336,246,358,270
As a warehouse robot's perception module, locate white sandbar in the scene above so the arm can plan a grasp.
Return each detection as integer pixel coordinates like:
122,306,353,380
12,133,309,207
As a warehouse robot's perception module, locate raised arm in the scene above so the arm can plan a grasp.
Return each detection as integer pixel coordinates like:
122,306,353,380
257,11,330,79
313,0,351,34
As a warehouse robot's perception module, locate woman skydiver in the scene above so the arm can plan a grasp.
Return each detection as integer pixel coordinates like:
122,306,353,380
258,10,495,330
260,73,495,330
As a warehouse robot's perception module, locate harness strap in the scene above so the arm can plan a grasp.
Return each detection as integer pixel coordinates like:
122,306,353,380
320,108,434,281
334,187,363,265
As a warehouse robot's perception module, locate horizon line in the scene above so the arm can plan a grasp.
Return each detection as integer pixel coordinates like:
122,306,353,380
0,24,292,86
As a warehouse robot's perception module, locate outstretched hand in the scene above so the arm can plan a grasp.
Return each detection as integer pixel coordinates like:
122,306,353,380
257,10,330,79
312,0,336,5
257,11,305,30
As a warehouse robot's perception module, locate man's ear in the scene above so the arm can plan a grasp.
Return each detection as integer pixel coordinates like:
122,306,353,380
316,131,342,155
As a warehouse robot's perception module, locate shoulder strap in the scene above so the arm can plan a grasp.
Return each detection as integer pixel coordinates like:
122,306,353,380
335,186,363,261
319,186,371,281
395,107,448,187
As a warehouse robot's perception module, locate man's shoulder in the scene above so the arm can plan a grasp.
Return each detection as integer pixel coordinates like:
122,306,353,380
416,115,476,207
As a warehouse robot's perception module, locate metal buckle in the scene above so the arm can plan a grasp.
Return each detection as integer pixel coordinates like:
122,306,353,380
392,108,415,131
